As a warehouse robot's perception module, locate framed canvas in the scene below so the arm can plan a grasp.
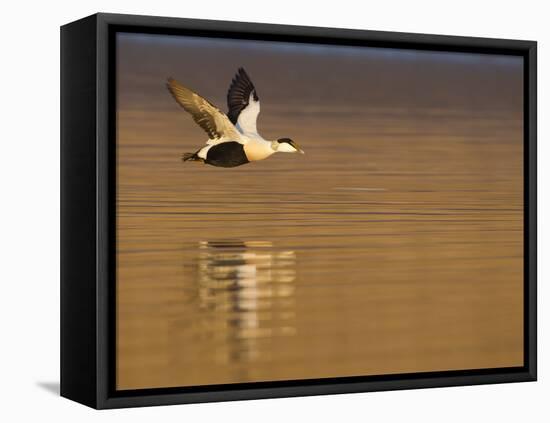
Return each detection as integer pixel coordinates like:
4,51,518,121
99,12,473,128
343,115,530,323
60,13,537,409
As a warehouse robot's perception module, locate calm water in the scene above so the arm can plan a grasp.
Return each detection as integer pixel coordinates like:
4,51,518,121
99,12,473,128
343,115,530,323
116,107,524,390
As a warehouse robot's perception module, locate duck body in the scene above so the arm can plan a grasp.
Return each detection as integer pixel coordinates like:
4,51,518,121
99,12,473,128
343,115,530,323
185,136,276,168
198,142,250,168
167,68,303,168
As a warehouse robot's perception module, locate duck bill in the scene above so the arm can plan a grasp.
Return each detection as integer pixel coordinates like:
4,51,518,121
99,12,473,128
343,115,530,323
290,141,305,154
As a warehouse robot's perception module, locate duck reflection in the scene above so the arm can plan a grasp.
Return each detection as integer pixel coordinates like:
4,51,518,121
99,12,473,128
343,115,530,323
196,240,297,364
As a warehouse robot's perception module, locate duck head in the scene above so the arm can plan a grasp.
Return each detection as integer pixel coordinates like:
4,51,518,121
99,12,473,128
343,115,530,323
272,138,305,154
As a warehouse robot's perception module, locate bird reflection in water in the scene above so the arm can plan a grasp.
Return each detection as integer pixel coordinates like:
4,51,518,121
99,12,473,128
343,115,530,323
195,240,297,365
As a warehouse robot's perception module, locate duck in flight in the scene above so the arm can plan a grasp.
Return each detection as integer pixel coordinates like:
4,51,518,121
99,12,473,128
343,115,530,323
166,67,304,168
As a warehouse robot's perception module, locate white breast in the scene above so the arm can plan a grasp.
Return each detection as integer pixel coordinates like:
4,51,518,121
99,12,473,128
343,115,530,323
243,139,275,161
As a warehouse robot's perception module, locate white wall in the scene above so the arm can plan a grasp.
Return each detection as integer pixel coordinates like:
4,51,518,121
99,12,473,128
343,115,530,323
1,0,546,421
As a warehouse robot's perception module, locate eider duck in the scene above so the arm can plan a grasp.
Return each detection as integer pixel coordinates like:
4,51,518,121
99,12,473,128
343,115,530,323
166,67,304,168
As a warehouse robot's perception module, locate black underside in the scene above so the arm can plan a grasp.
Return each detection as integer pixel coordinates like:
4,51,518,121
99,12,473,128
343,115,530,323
205,142,249,168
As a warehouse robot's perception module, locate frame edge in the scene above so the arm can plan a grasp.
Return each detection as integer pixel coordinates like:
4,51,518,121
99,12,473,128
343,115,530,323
60,14,100,409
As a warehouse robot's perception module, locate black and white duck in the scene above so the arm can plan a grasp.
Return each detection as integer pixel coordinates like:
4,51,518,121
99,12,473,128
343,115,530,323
166,67,304,168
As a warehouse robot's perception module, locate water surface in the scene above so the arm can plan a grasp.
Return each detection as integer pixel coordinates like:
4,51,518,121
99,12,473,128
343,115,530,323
116,107,523,389
116,33,524,390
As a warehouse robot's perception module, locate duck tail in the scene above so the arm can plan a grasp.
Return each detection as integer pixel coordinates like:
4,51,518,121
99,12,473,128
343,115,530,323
182,151,203,162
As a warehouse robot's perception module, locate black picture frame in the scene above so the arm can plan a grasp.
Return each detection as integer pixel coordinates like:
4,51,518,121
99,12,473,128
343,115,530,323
60,12,537,409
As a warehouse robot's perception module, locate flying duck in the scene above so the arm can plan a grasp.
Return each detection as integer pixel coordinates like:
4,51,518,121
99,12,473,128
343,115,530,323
166,67,304,168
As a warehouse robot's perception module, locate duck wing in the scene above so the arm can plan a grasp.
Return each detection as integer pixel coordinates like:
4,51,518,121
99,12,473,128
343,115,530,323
227,67,260,135
166,78,241,142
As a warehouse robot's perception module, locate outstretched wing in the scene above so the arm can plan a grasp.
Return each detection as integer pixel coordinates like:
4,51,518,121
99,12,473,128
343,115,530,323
227,67,260,135
166,78,240,141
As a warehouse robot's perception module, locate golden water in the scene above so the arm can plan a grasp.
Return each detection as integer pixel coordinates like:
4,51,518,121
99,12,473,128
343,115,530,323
116,106,523,390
